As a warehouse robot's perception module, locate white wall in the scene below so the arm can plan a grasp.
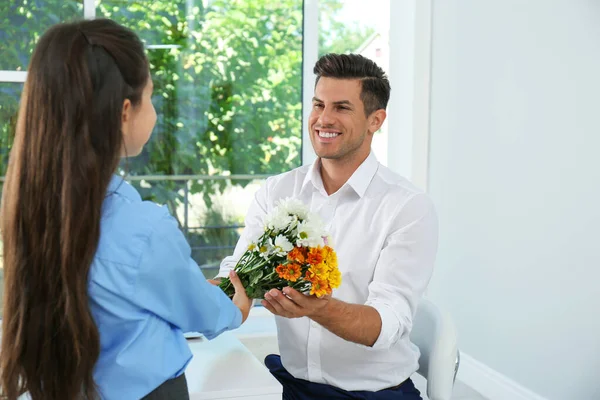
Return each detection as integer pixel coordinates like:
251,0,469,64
386,0,416,179
426,1,600,399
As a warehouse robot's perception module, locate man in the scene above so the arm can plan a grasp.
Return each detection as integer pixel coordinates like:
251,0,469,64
218,53,438,399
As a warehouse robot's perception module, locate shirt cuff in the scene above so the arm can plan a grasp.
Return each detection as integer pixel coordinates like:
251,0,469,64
231,306,243,329
368,302,401,350
216,264,234,279
215,268,232,279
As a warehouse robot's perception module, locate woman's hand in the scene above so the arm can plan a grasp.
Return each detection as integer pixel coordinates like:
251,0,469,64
228,271,252,323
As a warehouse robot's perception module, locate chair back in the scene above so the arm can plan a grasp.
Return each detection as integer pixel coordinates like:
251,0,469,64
409,298,459,400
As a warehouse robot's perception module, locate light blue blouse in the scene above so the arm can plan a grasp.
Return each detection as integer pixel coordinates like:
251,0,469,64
89,176,241,399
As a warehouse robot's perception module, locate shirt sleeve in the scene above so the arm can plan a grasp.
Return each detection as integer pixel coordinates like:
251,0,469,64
217,181,269,278
365,193,438,350
131,211,242,339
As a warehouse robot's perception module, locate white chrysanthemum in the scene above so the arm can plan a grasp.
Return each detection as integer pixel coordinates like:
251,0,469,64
276,198,309,220
247,241,259,253
296,219,326,248
264,208,293,233
258,240,274,259
271,235,294,257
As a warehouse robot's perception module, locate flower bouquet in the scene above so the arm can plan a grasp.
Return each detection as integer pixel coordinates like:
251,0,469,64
218,198,341,299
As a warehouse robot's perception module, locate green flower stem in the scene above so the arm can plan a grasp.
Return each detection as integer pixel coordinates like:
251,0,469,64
218,244,316,298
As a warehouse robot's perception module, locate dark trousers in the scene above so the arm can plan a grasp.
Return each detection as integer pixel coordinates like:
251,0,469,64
141,373,189,400
265,354,422,400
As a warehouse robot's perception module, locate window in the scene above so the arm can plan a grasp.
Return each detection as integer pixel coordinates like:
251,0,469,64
318,0,390,166
96,0,304,277
0,1,84,70
0,82,23,315
0,0,307,314
0,83,21,175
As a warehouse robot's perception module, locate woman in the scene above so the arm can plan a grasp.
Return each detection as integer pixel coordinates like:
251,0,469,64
0,19,252,400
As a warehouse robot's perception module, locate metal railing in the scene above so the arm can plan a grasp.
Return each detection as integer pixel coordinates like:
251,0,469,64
0,174,270,273
0,173,271,314
125,174,270,231
124,174,271,273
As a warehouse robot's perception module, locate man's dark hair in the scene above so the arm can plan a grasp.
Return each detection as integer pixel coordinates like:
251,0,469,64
313,53,391,116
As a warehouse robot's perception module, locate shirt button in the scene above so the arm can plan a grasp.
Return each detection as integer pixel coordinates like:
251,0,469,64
311,321,318,328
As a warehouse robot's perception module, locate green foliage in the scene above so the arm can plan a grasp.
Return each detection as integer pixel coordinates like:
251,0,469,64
0,0,376,235
0,0,305,219
0,83,21,177
0,0,83,70
98,0,304,217
0,0,83,177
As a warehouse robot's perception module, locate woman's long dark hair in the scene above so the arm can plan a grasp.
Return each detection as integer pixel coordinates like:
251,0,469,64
0,19,148,400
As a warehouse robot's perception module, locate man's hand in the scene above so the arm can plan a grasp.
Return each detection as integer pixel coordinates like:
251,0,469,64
228,271,252,323
263,287,383,346
261,287,330,319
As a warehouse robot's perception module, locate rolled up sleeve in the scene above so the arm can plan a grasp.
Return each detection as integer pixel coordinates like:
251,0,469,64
365,193,438,350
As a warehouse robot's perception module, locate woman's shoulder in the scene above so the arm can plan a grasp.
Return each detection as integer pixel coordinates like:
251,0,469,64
97,197,175,267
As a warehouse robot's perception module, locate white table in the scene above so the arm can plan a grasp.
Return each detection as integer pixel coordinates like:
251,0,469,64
186,331,282,400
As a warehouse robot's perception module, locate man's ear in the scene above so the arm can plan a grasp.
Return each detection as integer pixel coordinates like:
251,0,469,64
121,98,132,137
368,109,387,134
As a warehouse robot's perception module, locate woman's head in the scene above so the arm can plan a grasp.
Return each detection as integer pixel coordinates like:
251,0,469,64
1,19,152,400
22,18,155,160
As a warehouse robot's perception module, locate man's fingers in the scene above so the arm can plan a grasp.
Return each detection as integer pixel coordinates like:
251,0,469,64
264,292,284,314
261,300,278,315
281,287,306,304
264,291,293,317
266,289,302,315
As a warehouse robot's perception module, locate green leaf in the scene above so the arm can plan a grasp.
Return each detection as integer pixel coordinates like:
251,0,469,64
249,269,264,287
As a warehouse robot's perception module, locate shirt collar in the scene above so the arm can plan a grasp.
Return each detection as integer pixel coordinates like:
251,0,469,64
345,151,379,198
107,174,141,201
301,157,326,195
301,151,379,198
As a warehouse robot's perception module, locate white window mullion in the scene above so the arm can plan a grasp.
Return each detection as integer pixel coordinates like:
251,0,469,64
411,0,433,192
83,0,96,20
0,71,27,83
387,0,432,191
301,0,319,167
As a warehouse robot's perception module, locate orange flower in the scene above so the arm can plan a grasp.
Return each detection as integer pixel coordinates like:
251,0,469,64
287,247,306,264
305,269,317,283
307,247,324,266
310,279,332,297
276,263,302,282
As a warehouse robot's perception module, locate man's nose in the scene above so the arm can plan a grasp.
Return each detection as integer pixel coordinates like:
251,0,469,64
318,107,335,126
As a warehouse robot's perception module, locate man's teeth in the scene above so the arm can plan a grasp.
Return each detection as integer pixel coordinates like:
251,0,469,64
318,131,340,138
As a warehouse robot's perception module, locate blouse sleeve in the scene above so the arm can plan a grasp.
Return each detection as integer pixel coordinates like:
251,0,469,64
131,211,242,339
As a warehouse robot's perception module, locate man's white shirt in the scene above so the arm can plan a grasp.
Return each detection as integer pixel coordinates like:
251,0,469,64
219,151,438,391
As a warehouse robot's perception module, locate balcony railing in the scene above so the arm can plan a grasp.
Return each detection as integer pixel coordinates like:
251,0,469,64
0,174,270,314
124,174,271,277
